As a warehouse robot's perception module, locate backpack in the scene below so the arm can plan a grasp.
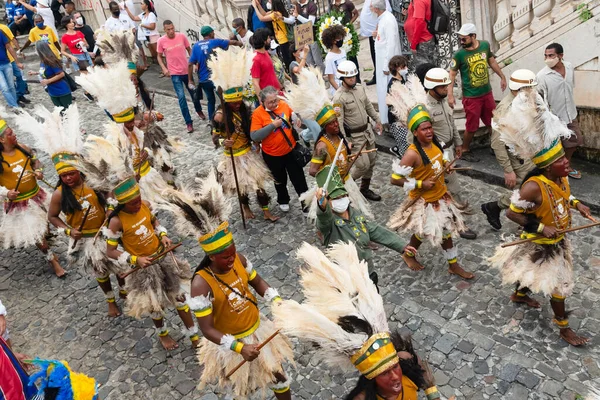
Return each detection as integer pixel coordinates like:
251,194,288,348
427,0,450,35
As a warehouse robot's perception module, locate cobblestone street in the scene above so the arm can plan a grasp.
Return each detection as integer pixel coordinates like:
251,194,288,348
2,85,600,400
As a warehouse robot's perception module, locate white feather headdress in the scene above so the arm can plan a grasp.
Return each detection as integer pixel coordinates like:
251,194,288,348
94,28,138,65
386,73,430,132
75,61,137,118
492,88,572,167
272,242,398,379
208,47,254,95
287,67,337,127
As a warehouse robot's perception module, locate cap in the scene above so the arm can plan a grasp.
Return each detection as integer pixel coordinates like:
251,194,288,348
337,60,359,78
424,68,450,89
200,26,214,37
457,23,477,36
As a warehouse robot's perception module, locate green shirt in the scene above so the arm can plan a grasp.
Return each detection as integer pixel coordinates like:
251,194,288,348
316,203,407,271
450,40,494,98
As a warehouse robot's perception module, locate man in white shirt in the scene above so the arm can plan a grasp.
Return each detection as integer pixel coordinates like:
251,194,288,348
371,0,400,125
104,0,136,32
231,17,253,47
359,0,391,85
18,0,58,37
536,42,583,179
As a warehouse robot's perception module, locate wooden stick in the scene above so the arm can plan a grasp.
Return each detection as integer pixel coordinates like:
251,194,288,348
500,221,600,248
93,217,108,244
7,157,31,213
405,156,459,208
39,178,54,189
225,330,281,379
119,243,182,279
217,88,246,229
71,206,92,249
342,141,367,180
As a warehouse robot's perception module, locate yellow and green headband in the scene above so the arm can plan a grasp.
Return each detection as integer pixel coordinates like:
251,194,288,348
114,176,140,204
223,87,244,103
350,332,399,380
112,107,135,123
0,119,8,136
407,104,431,132
198,221,234,255
316,104,338,127
52,152,78,175
532,138,565,168
127,61,137,75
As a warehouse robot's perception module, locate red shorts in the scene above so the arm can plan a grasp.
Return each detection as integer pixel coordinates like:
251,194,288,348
462,91,496,133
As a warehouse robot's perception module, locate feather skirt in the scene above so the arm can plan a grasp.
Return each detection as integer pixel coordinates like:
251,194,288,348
489,239,574,297
301,176,374,224
139,166,171,206
217,151,273,197
67,237,124,277
125,254,192,319
387,193,466,246
197,314,294,398
0,190,48,249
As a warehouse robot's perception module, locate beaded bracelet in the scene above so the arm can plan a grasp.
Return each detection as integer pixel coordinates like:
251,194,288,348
425,386,441,400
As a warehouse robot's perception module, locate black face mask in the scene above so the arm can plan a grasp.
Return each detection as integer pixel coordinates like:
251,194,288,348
111,10,120,17
335,39,343,48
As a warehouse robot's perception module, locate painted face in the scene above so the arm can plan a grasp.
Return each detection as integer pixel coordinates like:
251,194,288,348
60,170,82,188
228,101,242,112
123,195,142,213
325,119,340,135
414,120,434,144
209,243,237,273
548,155,570,178
0,128,17,146
374,363,403,397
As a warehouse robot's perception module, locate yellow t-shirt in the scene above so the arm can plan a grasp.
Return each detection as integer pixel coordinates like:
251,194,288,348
28,26,60,58
0,24,15,62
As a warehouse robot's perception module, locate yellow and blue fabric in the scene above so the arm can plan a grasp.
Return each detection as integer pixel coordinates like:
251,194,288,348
28,358,98,400
112,107,135,123
127,61,137,75
52,152,78,175
350,332,399,379
407,104,431,133
316,104,338,128
0,119,8,136
113,176,140,204
532,138,565,168
316,165,347,200
223,86,244,103
198,221,234,255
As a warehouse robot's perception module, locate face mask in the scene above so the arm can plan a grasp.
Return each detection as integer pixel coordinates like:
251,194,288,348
266,2,272,9
298,51,305,59
112,10,120,17
75,17,83,25
399,68,408,79
545,57,559,68
36,22,44,29
335,39,344,48
331,196,350,213
232,27,238,35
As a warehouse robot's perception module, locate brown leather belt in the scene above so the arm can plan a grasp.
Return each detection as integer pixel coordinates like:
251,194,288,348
345,123,369,135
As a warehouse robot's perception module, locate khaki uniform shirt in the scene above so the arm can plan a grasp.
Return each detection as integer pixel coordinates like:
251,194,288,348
408,92,462,148
333,84,380,137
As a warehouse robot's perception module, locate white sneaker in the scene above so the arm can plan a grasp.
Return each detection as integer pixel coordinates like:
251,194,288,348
279,204,290,212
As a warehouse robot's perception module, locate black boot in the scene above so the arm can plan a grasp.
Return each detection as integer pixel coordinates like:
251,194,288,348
369,272,379,293
481,201,502,230
360,178,381,201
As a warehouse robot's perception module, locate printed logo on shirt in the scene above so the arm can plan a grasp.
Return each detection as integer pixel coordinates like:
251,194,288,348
465,51,490,88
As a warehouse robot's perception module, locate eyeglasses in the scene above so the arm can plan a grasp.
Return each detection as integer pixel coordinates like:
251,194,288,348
459,35,472,42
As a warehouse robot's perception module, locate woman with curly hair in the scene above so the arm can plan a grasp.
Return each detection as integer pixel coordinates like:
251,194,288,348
322,24,347,96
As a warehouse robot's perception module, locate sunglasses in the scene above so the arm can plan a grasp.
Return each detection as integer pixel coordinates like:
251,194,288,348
459,35,473,42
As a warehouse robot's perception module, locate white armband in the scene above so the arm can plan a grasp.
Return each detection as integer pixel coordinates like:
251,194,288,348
0,299,6,316
220,333,235,350
403,177,417,192
106,197,119,208
188,295,213,317
509,190,535,212
392,160,413,178
117,251,132,267
0,185,8,201
263,287,282,303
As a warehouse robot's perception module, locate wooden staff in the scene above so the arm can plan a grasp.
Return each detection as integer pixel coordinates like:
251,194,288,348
225,329,281,379
7,157,31,212
341,141,367,181
500,221,600,248
120,243,182,279
217,89,246,229
92,217,108,244
405,156,459,208
70,206,92,249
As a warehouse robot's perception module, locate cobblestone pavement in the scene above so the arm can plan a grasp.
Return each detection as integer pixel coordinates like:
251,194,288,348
2,85,600,400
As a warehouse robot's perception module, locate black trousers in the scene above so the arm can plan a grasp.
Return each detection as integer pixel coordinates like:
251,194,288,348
368,36,376,69
262,150,308,205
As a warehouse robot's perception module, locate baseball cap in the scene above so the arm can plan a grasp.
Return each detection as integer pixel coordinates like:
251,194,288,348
457,23,477,36
200,26,214,36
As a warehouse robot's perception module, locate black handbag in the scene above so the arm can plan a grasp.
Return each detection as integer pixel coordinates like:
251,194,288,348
63,72,79,92
269,111,311,167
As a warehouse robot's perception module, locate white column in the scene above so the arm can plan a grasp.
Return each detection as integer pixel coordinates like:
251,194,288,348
531,0,555,34
511,0,534,46
551,0,577,21
493,0,514,54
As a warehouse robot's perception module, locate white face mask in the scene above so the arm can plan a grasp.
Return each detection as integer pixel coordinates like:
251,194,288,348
399,68,408,79
331,196,350,213
298,51,305,59
266,2,272,10
544,57,559,68
75,17,83,25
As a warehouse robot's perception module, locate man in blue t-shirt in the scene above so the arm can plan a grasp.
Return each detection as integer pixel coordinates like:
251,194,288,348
0,31,22,108
5,0,16,24
8,2,32,35
187,26,240,121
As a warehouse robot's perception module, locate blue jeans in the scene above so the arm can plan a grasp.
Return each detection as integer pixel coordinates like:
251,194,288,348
171,74,202,125
0,63,18,108
197,80,216,121
12,62,27,98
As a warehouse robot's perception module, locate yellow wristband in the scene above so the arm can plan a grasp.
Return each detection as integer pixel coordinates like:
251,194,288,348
537,223,545,233
159,231,168,238
416,180,423,189
232,340,244,353
65,228,71,237
571,199,580,207
425,387,438,395
130,255,138,266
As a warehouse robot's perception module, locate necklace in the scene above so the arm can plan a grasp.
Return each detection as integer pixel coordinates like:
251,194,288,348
206,266,258,312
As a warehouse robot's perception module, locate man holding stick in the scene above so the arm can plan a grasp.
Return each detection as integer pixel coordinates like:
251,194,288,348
160,171,294,399
489,88,592,346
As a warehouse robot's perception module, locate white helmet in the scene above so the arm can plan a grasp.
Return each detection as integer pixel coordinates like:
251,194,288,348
337,60,359,78
424,68,451,89
509,69,537,91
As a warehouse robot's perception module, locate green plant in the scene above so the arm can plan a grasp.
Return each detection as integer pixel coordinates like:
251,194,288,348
577,3,593,22
503,58,513,66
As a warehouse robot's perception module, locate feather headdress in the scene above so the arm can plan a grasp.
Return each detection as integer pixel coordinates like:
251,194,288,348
272,242,398,379
14,104,83,174
287,67,337,127
160,170,234,254
75,61,137,123
28,358,98,400
208,47,254,103
94,27,138,67
492,88,572,168
387,73,431,132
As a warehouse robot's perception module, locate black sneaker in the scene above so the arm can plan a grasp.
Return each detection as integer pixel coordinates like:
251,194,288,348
84,92,94,102
459,228,477,240
365,77,376,86
461,151,480,162
481,201,502,230
17,96,31,104
361,189,382,202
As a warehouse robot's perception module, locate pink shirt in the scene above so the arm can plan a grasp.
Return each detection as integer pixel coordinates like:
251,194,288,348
156,33,190,76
